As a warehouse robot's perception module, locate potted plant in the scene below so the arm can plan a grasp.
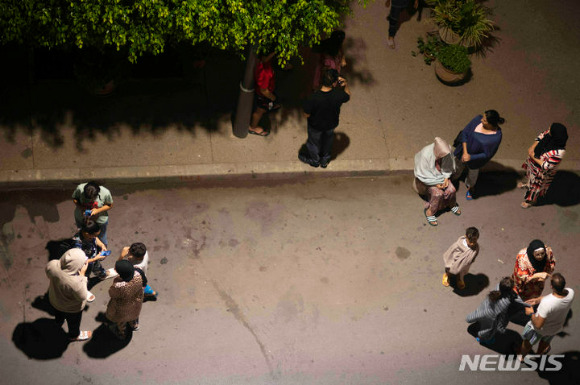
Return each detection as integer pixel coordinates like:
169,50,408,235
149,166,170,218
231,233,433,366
427,0,494,50
434,44,471,85
412,34,442,65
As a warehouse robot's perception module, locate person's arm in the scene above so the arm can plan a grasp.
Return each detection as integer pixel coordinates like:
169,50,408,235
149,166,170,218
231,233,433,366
260,89,276,101
90,203,112,217
527,141,539,158
118,246,130,261
339,77,351,96
531,312,546,329
95,237,107,252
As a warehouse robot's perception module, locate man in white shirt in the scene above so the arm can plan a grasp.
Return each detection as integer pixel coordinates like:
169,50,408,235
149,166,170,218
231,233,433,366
520,273,574,358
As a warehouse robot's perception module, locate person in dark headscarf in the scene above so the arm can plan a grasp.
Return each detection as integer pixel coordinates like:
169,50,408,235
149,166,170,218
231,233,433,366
512,240,555,305
106,260,145,339
519,123,568,208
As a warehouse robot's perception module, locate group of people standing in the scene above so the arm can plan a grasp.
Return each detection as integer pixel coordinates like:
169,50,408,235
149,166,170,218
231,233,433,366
414,111,568,226
45,181,156,342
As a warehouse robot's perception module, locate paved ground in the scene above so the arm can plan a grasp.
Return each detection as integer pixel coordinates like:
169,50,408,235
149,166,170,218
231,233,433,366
0,0,579,184
0,175,579,385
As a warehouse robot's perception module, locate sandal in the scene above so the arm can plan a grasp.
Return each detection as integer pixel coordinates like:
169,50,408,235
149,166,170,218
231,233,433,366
248,128,269,137
521,201,533,209
424,208,438,226
517,182,529,189
465,190,473,200
387,37,395,49
442,273,450,287
69,330,92,342
457,279,466,290
451,205,461,216
87,291,96,303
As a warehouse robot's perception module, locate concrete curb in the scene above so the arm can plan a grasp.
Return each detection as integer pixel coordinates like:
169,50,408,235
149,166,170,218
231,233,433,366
1,158,578,188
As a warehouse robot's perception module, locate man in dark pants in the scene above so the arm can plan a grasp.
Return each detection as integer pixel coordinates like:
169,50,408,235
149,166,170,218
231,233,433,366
387,0,419,49
299,69,350,168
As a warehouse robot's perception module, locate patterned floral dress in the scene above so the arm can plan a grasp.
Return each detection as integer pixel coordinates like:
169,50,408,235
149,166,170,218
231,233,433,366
512,247,555,301
106,271,143,338
522,130,565,203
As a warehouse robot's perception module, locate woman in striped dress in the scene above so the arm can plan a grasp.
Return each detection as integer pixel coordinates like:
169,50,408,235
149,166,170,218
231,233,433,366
466,277,519,344
519,123,568,208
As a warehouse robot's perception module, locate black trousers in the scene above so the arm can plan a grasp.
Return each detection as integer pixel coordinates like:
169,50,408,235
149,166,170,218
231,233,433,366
388,5,406,37
306,126,335,164
53,308,83,339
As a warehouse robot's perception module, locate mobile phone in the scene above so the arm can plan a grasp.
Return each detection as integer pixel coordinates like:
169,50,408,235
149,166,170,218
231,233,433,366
100,250,111,256
84,210,92,216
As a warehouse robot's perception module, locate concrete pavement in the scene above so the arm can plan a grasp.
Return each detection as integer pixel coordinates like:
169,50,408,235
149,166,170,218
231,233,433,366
0,0,579,185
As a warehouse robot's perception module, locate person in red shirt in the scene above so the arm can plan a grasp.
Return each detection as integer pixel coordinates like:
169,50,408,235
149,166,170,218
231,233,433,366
249,52,279,136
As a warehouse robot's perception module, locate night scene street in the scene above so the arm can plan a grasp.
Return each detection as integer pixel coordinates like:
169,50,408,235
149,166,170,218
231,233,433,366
0,1,579,385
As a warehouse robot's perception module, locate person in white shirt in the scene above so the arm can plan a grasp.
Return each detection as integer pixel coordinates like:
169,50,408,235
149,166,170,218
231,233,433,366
520,273,574,358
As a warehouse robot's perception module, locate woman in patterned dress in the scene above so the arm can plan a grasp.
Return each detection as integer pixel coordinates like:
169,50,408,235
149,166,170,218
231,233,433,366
519,123,568,208
512,240,555,306
106,260,145,339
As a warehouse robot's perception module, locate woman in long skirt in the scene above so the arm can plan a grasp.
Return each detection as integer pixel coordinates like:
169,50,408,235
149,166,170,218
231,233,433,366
519,123,568,208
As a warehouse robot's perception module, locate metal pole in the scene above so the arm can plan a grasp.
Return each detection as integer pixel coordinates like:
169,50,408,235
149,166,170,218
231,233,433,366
232,45,257,138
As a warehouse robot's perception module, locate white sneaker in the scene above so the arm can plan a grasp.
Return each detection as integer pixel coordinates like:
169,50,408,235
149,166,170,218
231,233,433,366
87,291,96,302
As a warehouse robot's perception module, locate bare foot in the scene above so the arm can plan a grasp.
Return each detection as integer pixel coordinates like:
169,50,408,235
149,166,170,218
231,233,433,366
387,37,395,49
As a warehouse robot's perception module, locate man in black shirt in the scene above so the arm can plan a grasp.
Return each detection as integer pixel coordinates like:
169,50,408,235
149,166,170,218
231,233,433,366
300,68,351,168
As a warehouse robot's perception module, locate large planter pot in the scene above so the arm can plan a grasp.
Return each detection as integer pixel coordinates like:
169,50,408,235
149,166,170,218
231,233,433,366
434,61,468,85
438,27,461,45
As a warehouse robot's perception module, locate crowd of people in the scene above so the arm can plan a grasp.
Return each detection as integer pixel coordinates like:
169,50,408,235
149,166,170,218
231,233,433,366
45,181,157,342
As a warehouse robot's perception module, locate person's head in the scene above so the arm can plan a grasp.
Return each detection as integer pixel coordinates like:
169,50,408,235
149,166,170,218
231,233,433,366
489,276,514,301
326,30,346,56
83,181,101,202
548,122,568,148
465,227,479,248
321,68,340,88
482,110,505,128
526,239,547,272
129,242,147,259
527,239,546,262
551,273,566,294
81,220,101,239
115,260,135,282
433,137,451,160
60,248,86,275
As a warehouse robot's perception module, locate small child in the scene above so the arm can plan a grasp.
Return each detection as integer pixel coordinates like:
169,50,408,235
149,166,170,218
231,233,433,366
109,242,157,299
442,227,479,289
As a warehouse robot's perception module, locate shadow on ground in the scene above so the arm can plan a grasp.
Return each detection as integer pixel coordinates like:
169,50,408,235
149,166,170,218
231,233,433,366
537,350,580,385
455,163,520,199
466,323,521,354
452,273,489,297
83,316,132,358
12,318,69,359
539,171,580,207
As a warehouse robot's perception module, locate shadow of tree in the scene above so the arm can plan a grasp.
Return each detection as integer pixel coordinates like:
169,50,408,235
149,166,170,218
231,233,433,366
0,47,245,151
83,322,132,358
452,273,489,296
12,318,69,359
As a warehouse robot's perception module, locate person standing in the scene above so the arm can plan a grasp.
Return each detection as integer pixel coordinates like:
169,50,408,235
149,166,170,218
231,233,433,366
72,181,113,246
299,68,350,168
45,248,92,341
520,273,574,358
114,242,158,299
386,0,419,49
512,239,555,305
519,123,568,208
72,220,108,280
453,110,504,200
442,227,479,289
312,30,347,89
249,51,279,137
106,260,145,340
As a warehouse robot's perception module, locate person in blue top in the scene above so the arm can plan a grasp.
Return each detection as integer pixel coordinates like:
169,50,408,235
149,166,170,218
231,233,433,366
453,110,505,200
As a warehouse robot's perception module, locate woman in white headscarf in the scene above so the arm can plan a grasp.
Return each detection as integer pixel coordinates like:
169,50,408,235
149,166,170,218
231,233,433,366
414,137,460,226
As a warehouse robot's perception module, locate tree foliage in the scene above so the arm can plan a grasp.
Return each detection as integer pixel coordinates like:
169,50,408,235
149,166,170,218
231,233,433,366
0,0,368,63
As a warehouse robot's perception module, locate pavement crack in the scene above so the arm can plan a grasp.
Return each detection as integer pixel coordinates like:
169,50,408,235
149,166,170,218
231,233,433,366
212,280,276,378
